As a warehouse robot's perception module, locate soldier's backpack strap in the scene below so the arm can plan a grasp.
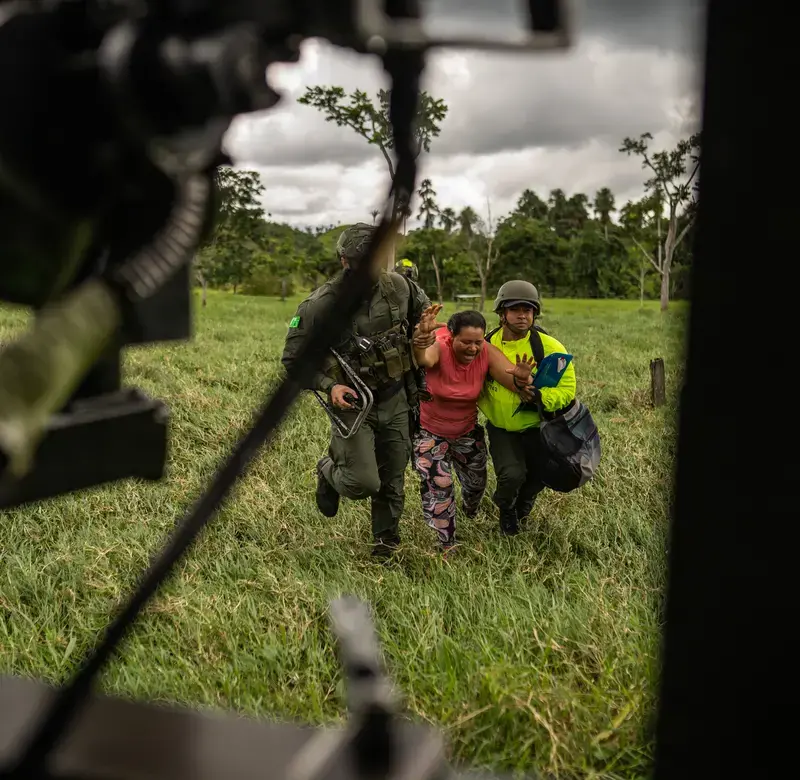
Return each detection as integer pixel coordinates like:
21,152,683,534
380,272,404,328
529,326,546,366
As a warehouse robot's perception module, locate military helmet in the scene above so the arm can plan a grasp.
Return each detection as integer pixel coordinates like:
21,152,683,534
394,258,419,281
336,223,376,262
493,280,541,314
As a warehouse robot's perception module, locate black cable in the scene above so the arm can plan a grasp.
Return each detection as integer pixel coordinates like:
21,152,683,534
4,50,422,780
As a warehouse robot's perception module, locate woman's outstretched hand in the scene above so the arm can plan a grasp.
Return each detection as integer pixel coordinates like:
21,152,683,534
413,304,445,348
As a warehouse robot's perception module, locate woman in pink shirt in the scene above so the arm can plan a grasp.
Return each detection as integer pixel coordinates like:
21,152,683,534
411,307,534,552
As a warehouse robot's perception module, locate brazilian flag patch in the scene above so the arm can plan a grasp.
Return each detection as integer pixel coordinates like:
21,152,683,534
289,316,301,328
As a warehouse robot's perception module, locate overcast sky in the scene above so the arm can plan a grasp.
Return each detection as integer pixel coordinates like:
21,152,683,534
223,0,705,230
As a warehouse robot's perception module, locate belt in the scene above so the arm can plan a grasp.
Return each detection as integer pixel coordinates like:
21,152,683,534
370,380,404,403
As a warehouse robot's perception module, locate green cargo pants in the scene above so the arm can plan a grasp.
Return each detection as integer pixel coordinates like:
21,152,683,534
485,421,544,519
319,388,412,540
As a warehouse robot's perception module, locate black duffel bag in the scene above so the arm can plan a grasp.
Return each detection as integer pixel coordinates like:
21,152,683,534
537,399,601,493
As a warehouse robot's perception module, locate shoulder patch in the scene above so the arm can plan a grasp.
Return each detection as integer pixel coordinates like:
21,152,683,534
289,316,301,328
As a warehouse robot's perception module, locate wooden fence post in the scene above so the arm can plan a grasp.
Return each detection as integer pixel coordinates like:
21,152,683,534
650,358,666,407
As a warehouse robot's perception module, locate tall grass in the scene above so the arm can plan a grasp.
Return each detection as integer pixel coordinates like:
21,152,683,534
0,292,687,778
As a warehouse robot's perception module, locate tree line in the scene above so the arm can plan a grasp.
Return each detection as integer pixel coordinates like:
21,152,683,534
196,86,699,311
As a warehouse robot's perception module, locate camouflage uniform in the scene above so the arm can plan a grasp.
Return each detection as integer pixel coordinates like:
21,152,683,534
281,225,430,557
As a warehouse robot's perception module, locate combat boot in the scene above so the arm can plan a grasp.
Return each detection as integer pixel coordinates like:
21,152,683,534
371,533,400,561
516,499,535,526
315,458,340,517
499,508,519,536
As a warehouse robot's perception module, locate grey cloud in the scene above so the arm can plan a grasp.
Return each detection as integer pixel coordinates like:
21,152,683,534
226,46,390,168
429,0,704,55
224,0,701,191
428,43,695,157
228,115,371,169
419,137,658,208
482,150,650,205
229,39,695,169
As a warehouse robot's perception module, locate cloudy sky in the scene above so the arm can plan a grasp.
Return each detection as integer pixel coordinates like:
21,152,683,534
223,0,705,230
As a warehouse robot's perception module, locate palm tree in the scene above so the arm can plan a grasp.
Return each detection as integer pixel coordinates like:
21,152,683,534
438,207,457,232
458,206,480,237
592,187,616,239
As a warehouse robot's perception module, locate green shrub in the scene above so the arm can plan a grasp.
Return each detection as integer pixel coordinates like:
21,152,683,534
242,269,295,297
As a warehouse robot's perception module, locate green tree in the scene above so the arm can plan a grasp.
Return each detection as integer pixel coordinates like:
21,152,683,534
620,131,701,310
592,187,616,240
493,214,567,299
416,178,439,228
414,179,444,301
458,206,481,238
513,189,549,221
438,207,457,232
399,227,459,304
200,167,266,294
298,86,448,266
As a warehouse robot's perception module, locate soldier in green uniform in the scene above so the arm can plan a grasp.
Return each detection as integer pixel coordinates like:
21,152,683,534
281,224,432,558
393,257,432,403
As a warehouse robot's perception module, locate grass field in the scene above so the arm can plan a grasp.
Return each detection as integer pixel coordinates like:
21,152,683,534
0,291,687,779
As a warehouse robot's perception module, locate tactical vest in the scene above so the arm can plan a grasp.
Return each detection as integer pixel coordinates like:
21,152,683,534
329,273,414,394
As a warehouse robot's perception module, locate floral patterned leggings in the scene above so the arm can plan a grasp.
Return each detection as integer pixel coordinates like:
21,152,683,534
412,425,488,545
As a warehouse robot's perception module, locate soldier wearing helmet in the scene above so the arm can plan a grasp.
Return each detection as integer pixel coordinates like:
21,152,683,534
477,280,577,535
281,223,432,559
394,258,419,282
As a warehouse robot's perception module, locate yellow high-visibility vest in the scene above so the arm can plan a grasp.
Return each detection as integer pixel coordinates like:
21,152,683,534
478,328,576,432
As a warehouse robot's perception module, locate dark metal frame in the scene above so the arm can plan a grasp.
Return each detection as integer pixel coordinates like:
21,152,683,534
312,349,375,439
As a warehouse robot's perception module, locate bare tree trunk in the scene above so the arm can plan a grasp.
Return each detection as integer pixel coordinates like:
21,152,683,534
660,204,679,312
657,212,662,271
660,269,670,312
280,278,287,302
479,274,488,312
640,261,645,307
201,277,208,308
477,197,497,311
431,253,443,304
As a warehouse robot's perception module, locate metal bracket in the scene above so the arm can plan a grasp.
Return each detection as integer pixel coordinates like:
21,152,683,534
287,598,450,780
353,0,573,54
313,349,374,439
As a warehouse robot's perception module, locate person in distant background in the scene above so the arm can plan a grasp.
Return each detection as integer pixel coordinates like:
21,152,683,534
393,257,433,404
411,307,534,553
478,281,576,536
394,258,419,282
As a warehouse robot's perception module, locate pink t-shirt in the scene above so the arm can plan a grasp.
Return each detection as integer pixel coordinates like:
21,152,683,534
419,329,490,439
